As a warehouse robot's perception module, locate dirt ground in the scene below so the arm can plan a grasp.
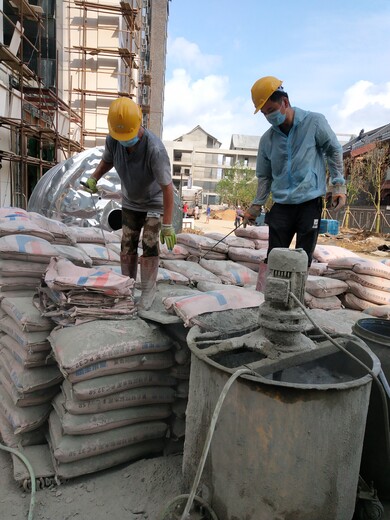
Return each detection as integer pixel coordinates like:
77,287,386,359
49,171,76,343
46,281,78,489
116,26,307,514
1,212,390,520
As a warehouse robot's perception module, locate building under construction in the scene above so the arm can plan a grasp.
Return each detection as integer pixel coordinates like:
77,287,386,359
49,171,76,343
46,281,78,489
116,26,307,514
0,0,169,208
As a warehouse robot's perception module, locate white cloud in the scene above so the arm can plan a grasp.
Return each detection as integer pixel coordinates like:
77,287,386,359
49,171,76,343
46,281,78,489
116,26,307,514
167,37,221,74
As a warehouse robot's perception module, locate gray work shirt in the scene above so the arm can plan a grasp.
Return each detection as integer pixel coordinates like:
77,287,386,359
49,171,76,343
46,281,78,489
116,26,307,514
102,129,172,213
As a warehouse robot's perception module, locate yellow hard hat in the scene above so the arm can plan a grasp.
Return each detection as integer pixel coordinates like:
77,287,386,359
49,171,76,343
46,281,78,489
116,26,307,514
251,76,283,114
107,97,142,140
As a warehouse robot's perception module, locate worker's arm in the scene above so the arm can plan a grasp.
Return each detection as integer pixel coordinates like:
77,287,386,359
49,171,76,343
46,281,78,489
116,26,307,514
244,147,272,224
160,181,176,250
83,159,113,193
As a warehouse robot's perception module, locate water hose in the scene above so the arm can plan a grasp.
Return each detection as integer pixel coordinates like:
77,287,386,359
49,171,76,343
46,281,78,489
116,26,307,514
0,441,36,520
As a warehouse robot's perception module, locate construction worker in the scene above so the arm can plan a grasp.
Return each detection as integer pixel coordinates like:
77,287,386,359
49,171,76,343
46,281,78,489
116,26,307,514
83,97,176,310
244,76,346,291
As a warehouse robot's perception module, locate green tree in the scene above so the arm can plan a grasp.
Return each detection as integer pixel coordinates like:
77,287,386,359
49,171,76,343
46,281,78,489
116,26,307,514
216,162,257,208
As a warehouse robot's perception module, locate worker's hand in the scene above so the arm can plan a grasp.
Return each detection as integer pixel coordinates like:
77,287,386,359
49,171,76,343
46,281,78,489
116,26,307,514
160,224,176,251
82,178,98,194
330,184,347,211
243,204,262,227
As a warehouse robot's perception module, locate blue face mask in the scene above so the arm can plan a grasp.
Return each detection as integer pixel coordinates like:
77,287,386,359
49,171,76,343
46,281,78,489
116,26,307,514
265,108,286,127
118,136,139,147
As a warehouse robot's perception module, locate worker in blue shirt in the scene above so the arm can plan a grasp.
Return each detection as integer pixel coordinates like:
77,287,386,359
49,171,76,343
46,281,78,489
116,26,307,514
244,76,346,291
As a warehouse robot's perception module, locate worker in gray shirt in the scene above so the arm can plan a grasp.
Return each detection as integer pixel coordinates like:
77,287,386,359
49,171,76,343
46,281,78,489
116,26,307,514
84,97,176,310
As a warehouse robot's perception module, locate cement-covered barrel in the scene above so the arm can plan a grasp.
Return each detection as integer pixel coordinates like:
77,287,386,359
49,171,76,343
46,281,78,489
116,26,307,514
353,318,390,500
184,327,380,520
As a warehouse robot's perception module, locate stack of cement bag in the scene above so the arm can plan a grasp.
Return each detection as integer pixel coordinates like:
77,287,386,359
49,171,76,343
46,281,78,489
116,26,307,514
36,256,136,326
325,257,390,319
47,319,177,479
0,296,62,453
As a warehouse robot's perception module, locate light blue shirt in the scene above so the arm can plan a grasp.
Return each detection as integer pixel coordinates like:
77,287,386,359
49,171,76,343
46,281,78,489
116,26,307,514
254,107,344,205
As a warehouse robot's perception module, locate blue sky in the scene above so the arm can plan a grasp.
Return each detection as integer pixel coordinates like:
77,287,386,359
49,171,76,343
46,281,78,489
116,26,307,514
163,0,390,147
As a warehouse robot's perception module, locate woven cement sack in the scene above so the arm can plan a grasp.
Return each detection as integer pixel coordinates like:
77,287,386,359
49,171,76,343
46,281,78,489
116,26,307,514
0,218,54,242
228,247,267,264
0,382,51,434
160,259,222,284
176,233,228,254
53,393,171,435
28,212,77,245
72,370,176,400
159,243,189,260
204,233,256,249
252,239,269,250
0,334,54,368
327,257,390,280
339,293,376,311
199,259,257,286
0,368,59,407
66,351,174,383
304,292,342,310
53,244,93,267
51,438,164,479
196,281,249,293
49,319,172,377
157,268,189,285
305,276,348,298
0,259,46,278
0,409,46,447
0,290,36,301
346,280,390,305
313,245,359,264
235,260,260,272
308,263,329,276
75,243,120,265
0,276,41,291
48,409,168,463
235,225,269,241
0,207,28,219
0,234,58,263
185,247,227,261
0,316,51,352
1,296,53,331
363,305,390,319
326,269,390,292
70,227,108,244
61,380,175,415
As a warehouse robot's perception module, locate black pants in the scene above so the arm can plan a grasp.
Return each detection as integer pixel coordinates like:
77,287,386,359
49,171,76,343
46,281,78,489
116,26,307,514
265,197,322,266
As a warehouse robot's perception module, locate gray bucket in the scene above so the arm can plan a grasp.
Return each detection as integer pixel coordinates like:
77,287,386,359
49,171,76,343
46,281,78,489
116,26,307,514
184,328,381,520
353,318,390,499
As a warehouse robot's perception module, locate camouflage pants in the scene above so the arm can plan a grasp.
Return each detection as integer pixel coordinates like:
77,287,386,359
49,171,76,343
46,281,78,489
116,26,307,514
121,208,161,257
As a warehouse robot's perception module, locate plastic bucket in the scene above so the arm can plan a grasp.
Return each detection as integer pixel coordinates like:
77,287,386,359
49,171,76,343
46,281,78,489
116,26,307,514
353,318,390,499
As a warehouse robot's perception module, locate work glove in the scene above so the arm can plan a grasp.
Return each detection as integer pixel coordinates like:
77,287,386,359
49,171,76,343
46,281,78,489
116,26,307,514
330,184,347,211
160,224,176,251
243,204,262,227
82,178,98,194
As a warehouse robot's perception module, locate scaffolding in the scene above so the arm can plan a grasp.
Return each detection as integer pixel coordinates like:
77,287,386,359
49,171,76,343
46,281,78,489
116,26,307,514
0,0,83,207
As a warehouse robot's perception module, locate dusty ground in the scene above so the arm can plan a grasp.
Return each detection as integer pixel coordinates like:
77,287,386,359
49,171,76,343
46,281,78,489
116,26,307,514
1,212,389,520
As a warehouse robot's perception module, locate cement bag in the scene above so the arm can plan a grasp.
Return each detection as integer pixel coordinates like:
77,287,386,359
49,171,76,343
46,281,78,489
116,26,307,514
0,368,59,407
0,276,41,291
106,242,121,256
363,305,390,319
0,347,62,394
381,259,390,266
326,269,390,292
163,288,264,327
252,239,269,250
0,334,54,368
49,318,172,377
313,245,359,263
0,218,54,242
53,244,93,267
235,261,260,272
159,243,189,260
75,243,120,265
70,226,108,244
204,233,256,249
0,409,46,447
53,393,171,435
28,212,77,245
160,259,222,284
1,296,53,331
44,257,133,296
185,246,227,261
304,292,342,310
61,380,175,415
345,280,390,305
72,370,176,400
305,276,348,298
0,382,51,434
199,259,257,286
339,293,376,311
0,259,46,278
157,268,189,285
67,351,174,383
51,438,164,479
308,263,329,276
347,258,390,281
196,281,250,293
235,225,269,240
0,207,28,219
228,246,267,264
0,234,58,263
176,233,228,254
0,316,51,352
48,409,167,462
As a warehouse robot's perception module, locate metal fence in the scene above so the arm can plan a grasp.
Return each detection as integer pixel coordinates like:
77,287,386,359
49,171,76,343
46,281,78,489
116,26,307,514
339,206,390,234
